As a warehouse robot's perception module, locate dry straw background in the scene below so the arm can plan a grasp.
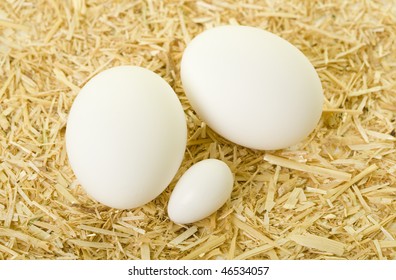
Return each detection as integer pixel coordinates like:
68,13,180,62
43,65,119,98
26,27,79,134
0,0,395,260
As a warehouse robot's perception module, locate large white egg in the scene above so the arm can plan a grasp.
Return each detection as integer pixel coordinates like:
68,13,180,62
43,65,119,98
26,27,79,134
167,159,233,224
181,25,323,150
66,66,187,209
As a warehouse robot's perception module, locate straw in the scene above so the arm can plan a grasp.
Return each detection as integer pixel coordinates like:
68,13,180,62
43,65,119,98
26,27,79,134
0,0,395,260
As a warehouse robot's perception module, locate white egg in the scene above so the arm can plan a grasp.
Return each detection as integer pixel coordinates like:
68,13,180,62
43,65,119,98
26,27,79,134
66,66,187,209
181,25,323,150
167,159,233,224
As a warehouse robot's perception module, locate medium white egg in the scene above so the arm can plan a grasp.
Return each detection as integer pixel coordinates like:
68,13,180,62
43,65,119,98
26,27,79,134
167,159,233,224
66,66,187,209
181,25,323,150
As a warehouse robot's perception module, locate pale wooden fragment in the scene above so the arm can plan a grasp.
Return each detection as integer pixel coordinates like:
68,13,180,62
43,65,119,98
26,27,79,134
169,226,198,246
141,244,151,260
181,235,226,260
234,244,274,260
329,164,378,202
68,239,114,249
264,154,351,181
290,234,345,256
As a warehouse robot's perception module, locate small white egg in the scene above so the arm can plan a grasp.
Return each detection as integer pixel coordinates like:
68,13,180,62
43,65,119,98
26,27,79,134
167,159,233,224
66,66,187,209
181,25,323,150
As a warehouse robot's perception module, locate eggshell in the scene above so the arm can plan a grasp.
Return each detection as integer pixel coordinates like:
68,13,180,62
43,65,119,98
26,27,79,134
167,159,233,224
181,25,323,150
66,66,187,209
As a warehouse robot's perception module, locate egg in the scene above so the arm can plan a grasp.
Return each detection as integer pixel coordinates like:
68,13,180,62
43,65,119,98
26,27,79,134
66,66,187,209
167,159,233,224
181,25,323,150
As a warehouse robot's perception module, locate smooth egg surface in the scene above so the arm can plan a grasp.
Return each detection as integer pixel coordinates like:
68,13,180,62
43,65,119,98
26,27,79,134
167,159,234,224
181,25,323,150
66,66,187,209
